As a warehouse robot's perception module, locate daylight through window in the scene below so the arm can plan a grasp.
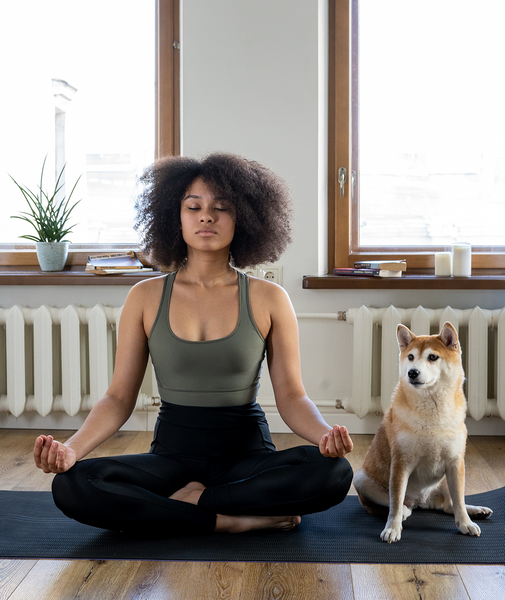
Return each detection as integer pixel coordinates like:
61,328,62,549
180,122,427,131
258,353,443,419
356,0,505,251
0,0,155,245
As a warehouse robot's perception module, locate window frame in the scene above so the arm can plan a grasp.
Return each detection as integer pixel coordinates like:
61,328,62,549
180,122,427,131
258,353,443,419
328,0,505,272
0,0,180,268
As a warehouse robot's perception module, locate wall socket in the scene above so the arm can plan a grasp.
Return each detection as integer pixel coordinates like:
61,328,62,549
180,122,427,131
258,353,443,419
258,266,283,285
240,265,283,286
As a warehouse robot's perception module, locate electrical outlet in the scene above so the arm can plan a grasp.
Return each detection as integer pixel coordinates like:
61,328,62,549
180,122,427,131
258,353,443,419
258,265,283,286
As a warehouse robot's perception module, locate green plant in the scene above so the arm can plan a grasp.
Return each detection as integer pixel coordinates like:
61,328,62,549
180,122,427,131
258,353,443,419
10,156,82,242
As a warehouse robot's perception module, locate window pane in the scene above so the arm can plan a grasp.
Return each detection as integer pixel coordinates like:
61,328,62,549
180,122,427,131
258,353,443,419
358,0,505,248
0,0,155,244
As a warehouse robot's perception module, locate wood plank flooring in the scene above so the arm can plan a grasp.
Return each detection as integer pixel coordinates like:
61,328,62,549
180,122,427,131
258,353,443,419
1,429,504,600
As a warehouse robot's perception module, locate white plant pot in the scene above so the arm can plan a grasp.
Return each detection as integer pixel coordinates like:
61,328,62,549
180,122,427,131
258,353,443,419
36,242,69,272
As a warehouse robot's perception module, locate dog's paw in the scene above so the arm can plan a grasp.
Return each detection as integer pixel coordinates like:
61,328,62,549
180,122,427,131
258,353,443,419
457,520,481,537
381,524,402,543
402,505,412,521
465,504,493,519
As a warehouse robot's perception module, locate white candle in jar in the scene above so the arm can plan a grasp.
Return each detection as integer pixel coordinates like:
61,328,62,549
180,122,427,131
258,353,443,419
435,252,452,276
452,243,472,277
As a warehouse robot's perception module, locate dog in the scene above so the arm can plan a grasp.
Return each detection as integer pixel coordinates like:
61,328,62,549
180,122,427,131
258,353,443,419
353,321,493,543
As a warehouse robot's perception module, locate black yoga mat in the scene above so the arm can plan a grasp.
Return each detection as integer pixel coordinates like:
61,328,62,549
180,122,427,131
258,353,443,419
0,488,502,564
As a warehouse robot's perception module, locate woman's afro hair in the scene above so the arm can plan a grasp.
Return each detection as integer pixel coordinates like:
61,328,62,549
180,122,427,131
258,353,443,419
134,152,293,269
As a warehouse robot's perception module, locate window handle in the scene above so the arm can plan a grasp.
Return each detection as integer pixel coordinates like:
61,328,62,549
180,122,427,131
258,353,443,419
338,167,347,197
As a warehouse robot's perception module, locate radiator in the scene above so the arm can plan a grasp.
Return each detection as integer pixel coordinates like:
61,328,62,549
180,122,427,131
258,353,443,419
345,305,505,422
0,304,159,417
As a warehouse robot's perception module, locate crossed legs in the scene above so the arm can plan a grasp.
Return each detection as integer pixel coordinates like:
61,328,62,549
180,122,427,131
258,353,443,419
52,446,353,537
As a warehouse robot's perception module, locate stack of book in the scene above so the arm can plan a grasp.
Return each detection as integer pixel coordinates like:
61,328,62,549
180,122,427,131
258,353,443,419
85,251,153,275
333,260,407,278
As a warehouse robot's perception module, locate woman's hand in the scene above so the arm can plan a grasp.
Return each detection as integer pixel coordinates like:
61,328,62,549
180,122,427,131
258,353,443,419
34,435,77,474
319,425,353,458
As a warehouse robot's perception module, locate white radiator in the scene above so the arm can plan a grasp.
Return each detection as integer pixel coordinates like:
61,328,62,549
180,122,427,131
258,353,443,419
345,305,505,422
0,304,159,417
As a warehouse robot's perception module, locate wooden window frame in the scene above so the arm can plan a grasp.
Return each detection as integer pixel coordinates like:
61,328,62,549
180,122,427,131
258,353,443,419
0,0,180,269
328,0,505,273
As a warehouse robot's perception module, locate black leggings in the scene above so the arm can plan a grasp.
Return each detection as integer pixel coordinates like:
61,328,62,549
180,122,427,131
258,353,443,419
52,402,353,537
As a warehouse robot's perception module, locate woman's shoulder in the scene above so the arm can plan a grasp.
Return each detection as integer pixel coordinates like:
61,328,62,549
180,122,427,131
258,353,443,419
125,274,167,306
120,275,168,336
248,275,293,311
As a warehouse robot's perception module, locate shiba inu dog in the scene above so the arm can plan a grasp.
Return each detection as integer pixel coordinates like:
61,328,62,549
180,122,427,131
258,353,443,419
353,322,493,543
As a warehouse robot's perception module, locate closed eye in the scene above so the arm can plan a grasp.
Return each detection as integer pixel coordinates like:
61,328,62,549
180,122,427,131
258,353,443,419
428,354,439,362
186,205,228,211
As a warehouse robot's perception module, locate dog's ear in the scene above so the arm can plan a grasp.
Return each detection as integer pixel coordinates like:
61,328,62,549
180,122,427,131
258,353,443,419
397,324,415,351
439,321,460,351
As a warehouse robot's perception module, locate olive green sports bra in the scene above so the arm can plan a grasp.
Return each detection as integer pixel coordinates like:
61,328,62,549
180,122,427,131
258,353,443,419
148,270,267,407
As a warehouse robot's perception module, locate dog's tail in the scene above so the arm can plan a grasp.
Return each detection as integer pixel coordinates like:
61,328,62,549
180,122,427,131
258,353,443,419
356,491,389,517
353,468,390,516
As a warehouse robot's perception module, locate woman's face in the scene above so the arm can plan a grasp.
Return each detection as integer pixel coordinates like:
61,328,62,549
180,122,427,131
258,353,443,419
180,177,236,255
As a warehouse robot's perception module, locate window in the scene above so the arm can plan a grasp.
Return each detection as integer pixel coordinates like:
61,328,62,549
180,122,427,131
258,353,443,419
0,0,179,264
329,0,505,270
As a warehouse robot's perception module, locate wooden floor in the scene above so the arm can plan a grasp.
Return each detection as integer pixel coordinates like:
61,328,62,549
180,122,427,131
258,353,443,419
1,429,504,600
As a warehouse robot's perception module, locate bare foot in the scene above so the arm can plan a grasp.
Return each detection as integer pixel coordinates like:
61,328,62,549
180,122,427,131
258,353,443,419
215,514,302,534
169,482,302,534
169,481,206,505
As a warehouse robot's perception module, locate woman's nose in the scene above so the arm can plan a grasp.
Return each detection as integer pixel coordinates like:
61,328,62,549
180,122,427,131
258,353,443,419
200,210,214,222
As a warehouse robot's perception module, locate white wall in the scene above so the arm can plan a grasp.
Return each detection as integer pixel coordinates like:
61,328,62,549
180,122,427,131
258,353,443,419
182,0,321,300
2,0,505,435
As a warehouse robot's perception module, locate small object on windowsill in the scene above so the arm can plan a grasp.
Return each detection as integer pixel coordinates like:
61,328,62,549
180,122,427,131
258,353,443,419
85,250,154,274
452,242,472,277
85,267,154,275
435,252,452,277
353,259,407,271
9,156,83,272
333,267,402,278
86,250,144,270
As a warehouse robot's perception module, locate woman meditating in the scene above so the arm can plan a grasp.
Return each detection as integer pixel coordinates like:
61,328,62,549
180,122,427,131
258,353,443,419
34,152,354,537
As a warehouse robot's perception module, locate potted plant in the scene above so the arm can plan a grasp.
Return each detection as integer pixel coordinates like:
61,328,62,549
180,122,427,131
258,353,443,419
10,157,82,271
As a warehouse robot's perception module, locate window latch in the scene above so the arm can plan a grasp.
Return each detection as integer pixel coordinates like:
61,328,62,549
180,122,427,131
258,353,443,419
338,167,347,197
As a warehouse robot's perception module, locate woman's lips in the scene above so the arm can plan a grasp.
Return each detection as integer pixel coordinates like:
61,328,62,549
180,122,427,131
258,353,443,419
196,229,217,236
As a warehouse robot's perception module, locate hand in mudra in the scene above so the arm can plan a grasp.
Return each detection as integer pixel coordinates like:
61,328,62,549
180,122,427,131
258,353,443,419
34,435,76,473
319,425,353,458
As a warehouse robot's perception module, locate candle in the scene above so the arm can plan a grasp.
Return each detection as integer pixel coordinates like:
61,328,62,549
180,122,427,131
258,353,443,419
435,252,452,277
452,242,472,277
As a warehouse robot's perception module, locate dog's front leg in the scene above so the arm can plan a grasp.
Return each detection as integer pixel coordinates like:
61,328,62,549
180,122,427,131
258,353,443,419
445,458,482,537
381,459,410,543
